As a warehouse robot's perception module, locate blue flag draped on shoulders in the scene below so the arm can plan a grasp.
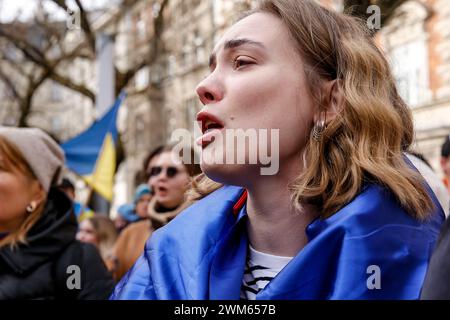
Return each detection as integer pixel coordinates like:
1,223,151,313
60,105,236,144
61,92,126,202
111,181,444,300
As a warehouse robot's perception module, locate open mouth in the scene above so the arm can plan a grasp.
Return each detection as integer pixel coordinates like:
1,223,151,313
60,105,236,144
196,112,225,148
197,112,224,134
157,186,168,196
203,121,224,135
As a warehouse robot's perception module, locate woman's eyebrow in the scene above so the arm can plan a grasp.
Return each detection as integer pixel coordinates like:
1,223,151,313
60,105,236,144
224,38,266,50
209,38,266,67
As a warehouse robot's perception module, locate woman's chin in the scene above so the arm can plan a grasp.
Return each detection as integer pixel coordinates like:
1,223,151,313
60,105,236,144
156,197,179,210
201,162,256,187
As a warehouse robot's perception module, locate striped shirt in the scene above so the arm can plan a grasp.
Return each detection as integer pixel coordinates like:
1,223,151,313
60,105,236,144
240,245,293,300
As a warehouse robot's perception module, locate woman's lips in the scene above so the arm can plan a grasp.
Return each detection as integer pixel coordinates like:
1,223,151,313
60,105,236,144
196,111,226,148
156,186,169,197
196,127,224,148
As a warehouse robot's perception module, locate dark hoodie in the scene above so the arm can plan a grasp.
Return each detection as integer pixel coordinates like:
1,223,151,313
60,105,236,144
0,188,115,300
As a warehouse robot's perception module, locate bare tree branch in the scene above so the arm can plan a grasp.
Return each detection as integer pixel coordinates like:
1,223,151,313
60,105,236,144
0,23,47,65
74,0,96,53
0,51,29,79
0,65,21,100
116,0,169,92
50,0,68,12
0,0,171,127
0,19,96,101
49,72,95,101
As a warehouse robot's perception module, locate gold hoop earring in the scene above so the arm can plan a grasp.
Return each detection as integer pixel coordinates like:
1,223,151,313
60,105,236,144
26,201,37,213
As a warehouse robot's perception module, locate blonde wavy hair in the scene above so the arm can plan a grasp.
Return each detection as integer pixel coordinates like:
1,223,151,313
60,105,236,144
189,0,434,220
0,136,46,248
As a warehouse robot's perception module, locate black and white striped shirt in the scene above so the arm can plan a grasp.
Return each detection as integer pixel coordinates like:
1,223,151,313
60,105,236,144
240,245,293,300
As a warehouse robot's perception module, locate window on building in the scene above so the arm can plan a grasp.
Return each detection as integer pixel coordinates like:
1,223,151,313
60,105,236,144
193,29,205,65
135,115,146,149
151,63,163,84
181,37,190,69
383,1,431,108
135,67,149,90
137,17,146,40
50,82,63,102
4,44,19,62
389,39,430,107
168,55,176,78
51,117,62,132
152,2,161,18
2,83,14,101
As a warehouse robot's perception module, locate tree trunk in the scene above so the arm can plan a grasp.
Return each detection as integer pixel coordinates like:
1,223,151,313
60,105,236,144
17,95,33,127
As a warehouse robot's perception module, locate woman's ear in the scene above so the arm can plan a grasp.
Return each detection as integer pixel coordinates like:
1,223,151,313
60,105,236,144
314,79,344,124
30,181,47,208
329,79,344,114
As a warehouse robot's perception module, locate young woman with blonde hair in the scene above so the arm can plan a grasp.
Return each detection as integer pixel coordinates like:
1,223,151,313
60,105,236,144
112,0,444,300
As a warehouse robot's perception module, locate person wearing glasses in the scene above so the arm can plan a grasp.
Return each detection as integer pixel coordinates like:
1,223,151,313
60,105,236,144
111,0,444,300
112,145,201,281
146,145,201,229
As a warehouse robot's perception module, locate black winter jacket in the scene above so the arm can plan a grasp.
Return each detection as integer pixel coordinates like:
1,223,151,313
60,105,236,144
0,188,115,299
421,215,450,299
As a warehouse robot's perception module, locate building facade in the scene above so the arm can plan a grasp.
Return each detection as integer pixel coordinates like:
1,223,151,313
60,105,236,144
379,0,450,174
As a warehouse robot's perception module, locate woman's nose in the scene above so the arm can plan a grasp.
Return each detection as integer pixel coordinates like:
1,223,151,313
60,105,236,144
155,171,167,182
76,232,84,241
195,76,224,105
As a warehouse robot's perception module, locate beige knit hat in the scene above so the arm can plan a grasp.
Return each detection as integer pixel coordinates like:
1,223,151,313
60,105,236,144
0,126,65,192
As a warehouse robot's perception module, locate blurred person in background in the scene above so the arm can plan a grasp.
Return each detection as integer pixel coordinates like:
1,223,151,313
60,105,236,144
58,177,94,223
133,184,152,219
143,145,165,189
441,136,450,194
76,215,118,273
0,127,114,299
134,145,165,186
407,152,449,217
146,145,202,229
114,203,139,233
112,145,201,281
420,135,450,299
111,146,164,280
112,184,152,280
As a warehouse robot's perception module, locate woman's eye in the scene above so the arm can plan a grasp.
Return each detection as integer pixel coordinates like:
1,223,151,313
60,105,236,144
233,58,254,69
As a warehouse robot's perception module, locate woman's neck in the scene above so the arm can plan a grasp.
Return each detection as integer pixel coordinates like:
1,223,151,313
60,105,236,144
0,217,24,234
154,202,179,213
245,159,318,257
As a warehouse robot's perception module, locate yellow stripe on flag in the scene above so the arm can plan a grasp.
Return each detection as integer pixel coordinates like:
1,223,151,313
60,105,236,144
83,133,116,201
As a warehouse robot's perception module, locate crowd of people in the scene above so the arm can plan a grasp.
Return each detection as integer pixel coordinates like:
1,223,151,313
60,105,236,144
2,0,450,300
0,127,202,298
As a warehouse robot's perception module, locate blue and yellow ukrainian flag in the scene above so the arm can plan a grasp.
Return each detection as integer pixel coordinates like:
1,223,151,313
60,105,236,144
61,92,126,203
